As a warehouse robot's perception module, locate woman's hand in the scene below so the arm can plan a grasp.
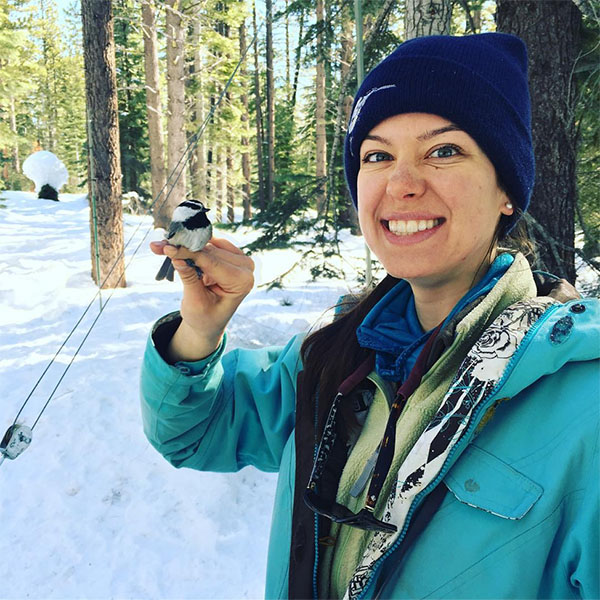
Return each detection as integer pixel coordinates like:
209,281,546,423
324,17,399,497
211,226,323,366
150,237,255,362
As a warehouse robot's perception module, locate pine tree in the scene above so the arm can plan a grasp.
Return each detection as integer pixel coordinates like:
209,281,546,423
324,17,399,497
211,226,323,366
265,0,275,207
0,0,37,189
315,0,327,215
239,9,252,220
166,0,187,212
81,0,126,288
497,0,582,283
114,0,151,197
141,0,168,228
404,0,452,38
54,1,86,190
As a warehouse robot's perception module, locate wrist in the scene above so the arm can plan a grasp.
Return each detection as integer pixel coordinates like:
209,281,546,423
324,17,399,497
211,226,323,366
166,319,224,363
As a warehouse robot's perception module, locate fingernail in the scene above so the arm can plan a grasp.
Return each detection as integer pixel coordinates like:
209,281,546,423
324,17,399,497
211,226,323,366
172,259,188,270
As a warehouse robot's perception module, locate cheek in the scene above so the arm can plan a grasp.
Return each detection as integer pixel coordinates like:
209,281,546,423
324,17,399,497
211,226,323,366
357,206,373,242
356,176,379,222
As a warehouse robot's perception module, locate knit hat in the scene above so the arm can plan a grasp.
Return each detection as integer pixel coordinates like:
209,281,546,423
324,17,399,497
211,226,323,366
344,33,534,235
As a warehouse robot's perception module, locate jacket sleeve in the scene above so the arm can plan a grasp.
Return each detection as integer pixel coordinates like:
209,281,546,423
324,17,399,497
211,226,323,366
139,313,304,473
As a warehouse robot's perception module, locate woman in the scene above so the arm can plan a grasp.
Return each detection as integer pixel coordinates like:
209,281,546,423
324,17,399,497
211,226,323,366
141,33,599,599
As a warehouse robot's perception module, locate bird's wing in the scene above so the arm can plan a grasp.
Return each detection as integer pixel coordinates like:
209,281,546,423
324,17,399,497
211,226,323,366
166,220,184,240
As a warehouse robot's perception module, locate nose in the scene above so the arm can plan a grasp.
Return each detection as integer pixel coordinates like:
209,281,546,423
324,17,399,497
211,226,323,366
386,162,426,200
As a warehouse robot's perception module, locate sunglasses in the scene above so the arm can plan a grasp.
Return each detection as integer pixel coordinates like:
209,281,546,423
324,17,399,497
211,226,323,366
304,324,442,534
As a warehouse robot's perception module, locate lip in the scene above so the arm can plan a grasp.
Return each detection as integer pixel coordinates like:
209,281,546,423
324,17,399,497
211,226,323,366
381,217,445,245
384,212,444,221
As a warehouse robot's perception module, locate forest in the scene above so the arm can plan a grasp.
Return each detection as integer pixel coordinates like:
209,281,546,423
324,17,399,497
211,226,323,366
0,0,598,289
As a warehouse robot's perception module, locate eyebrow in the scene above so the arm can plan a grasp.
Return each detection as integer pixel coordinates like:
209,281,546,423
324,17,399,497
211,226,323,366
363,134,393,145
362,124,463,146
417,124,463,141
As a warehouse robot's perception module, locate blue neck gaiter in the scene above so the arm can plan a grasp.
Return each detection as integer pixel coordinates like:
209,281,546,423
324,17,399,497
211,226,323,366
356,253,514,381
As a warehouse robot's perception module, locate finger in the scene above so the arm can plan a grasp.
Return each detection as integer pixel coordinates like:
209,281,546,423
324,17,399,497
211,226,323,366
150,240,169,255
188,252,254,295
173,258,247,302
172,259,210,290
169,243,253,271
202,244,255,270
209,237,246,256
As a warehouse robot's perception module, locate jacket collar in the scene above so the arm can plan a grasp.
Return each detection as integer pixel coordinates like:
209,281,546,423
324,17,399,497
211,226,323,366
356,253,516,381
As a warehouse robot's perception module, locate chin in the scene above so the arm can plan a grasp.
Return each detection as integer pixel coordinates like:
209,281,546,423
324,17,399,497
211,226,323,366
381,262,434,282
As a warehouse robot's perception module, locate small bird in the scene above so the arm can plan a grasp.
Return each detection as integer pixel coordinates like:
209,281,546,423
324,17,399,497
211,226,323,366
155,199,212,282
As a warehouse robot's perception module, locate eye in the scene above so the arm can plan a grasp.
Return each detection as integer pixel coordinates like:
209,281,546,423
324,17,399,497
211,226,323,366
362,151,392,164
428,144,462,159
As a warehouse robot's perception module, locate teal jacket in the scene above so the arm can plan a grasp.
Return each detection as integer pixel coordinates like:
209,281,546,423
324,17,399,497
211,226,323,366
140,297,599,599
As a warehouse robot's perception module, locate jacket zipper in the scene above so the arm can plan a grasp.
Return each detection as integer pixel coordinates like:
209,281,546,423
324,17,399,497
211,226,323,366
312,392,320,600
356,302,559,600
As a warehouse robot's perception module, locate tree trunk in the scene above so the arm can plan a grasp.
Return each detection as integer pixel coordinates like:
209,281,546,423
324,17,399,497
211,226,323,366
239,15,252,220
315,0,327,215
497,0,581,283
216,144,224,222
285,0,291,95
141,0,168,228
166,0,187,212
290,10,304,112
207,144,217,214
227,149,234,223
191,16,207,201
404,0,452,39
338,14,359,231
81,0,126,288
40,0,57,153
265,0,275,207
9,96,19,174
253,0,265,211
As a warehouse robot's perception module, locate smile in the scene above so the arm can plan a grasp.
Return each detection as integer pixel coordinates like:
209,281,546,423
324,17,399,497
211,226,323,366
385,218,444,236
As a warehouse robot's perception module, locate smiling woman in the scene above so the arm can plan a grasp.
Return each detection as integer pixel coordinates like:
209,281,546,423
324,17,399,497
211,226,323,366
356,113,513,330
140,33,599,600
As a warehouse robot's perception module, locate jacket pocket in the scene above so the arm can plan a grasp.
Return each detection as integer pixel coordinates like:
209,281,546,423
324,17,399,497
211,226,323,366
445,444,543,520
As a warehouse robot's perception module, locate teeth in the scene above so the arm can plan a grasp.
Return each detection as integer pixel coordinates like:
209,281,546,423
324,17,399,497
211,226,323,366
387,218,441,236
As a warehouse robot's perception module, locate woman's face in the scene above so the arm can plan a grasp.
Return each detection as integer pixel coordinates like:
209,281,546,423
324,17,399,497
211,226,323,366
357,113,513,290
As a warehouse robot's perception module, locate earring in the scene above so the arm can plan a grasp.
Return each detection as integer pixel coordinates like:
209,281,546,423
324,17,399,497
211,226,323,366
505,202,513,210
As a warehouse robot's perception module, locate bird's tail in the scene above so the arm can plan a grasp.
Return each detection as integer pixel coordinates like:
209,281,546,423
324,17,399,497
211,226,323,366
155,256,175,282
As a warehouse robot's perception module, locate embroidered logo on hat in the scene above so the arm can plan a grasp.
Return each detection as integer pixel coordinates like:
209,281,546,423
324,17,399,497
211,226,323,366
348,84,397,152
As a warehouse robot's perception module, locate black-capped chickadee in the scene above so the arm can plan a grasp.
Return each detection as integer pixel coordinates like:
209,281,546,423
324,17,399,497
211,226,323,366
155,199,213,282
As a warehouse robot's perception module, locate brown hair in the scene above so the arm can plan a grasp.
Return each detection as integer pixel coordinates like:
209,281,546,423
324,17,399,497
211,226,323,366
300,275,398,432
499,209,537,264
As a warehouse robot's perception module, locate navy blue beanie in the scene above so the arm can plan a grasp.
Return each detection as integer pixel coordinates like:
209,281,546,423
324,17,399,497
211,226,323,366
344,33,534,236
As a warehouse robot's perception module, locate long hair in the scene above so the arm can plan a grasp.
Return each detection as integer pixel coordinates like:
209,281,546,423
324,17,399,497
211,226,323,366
300,275,398,432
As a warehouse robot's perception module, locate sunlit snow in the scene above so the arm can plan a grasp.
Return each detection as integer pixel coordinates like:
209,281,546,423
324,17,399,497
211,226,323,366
22,150,69,193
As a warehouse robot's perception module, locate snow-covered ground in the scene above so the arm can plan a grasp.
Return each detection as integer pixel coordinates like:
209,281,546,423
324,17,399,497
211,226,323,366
0,191,368,599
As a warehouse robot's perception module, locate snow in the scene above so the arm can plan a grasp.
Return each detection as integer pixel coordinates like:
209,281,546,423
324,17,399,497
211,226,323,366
0,190,367,599
22,151,69,193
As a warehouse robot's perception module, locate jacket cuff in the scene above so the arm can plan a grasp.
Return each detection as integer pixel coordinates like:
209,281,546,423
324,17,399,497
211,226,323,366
149,311,227,377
